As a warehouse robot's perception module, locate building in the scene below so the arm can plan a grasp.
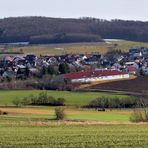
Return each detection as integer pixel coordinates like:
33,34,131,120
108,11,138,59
64,69,129,83
127,66,137,74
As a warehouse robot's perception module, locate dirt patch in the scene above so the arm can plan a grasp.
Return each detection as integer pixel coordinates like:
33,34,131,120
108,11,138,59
87,76,148,93
5,119,148,126
0,107,53,115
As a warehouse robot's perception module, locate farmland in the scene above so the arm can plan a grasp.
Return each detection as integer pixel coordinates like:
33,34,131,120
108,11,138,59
88,76,148,93
0,90,147,147
0,118,148,148
0,97,147,148
0,107,131,122
0,90,131,122
5,42,110,56
4,40,148,56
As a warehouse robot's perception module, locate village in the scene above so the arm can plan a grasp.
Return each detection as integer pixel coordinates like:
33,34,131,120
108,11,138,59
0,47,147,86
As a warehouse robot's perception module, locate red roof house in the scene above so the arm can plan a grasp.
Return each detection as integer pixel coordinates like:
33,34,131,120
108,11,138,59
127,66,137,74
64,69,129,83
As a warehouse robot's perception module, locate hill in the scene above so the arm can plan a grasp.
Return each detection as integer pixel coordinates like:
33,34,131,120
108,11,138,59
1,17,148,44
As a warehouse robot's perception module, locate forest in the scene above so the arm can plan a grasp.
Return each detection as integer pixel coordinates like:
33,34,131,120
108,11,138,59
0,17,148,44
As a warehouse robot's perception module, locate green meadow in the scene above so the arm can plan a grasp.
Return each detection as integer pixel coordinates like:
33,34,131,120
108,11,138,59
0,90,128,106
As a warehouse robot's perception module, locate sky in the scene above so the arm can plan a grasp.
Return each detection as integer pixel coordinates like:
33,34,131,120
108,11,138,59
0,0,148,21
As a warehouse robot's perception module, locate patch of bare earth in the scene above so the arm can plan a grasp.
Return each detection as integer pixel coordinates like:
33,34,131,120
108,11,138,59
87,76,148,93
5,120,148,126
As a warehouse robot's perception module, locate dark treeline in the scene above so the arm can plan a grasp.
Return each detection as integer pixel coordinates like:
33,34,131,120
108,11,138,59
0,16,148,44
86,96,148,109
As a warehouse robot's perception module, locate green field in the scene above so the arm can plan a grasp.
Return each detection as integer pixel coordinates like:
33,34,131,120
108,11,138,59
0,90,128,106
0,118,148,148
0,90,132,122
0,89,146,147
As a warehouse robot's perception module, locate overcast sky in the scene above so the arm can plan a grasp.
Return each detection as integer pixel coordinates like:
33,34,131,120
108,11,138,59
0,0,148,21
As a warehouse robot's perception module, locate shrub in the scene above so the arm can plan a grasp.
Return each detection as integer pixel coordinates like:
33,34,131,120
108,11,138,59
14,92,65,106
21,96,32,106
29,95,38,105
87,97,138,109
144,112,148,122
55,108,65,120
12,97,21,107
54,98,65,106
130,109,144,122
36,92,49,105
33,92,56,105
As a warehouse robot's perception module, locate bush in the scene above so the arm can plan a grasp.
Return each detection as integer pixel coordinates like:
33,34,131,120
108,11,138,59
144,112,148,122
12,97,21,107
54,98,65,106
21,96,32,106
130,109,144,122
14,92,66,106
55,108,65,120
87,97,138,109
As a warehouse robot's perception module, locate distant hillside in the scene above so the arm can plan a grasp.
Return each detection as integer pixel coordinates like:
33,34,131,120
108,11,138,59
0,17,148,44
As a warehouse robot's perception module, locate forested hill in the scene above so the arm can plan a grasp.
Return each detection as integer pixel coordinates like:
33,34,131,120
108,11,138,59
0,16,148,44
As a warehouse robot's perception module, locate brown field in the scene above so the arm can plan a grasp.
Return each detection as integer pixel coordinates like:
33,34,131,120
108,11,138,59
88,76,148,93
5,40,148,56
7,42,111,56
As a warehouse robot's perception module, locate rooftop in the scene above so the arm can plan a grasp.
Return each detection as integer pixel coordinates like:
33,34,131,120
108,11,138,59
64,69,127,79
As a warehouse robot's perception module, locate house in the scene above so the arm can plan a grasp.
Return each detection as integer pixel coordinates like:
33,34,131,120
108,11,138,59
48,57,57,64
100,59,110,67
64,69,129,83
16,65,28,79
2,68,15,79
142,48,148,53
125,62,139,69
25,54,37,67
127,66,137,74
142,64,148,75
111,63,122,70
83,54,101,65
84,58,98,65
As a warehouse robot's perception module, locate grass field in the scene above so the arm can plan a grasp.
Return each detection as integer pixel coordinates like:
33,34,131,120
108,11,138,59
0,117,148,148
4,40,148,56
112,40,148,51
0,107,131,122
0,90,128,106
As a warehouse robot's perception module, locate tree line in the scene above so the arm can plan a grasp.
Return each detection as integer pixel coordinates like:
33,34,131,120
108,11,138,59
0,17,148,44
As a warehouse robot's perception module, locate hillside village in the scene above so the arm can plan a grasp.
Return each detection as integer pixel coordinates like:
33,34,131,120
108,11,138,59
0,47,147,88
